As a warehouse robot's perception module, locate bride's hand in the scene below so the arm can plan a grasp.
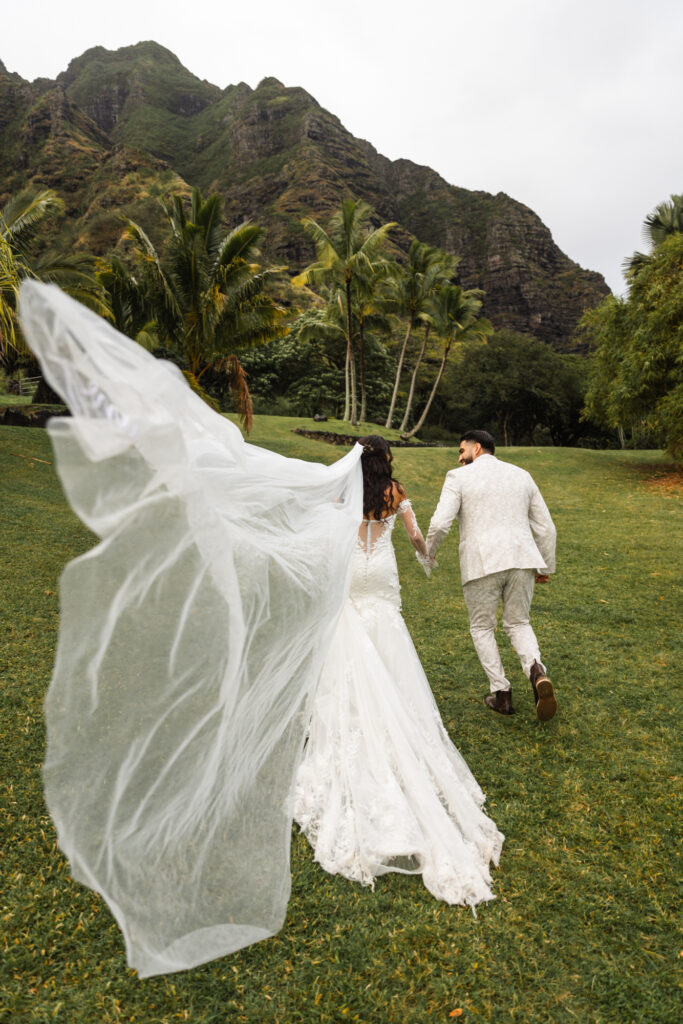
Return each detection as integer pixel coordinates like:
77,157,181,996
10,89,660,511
415,550,436,578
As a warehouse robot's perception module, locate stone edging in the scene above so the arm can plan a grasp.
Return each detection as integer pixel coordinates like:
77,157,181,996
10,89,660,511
291,428,444,448
0,405,70,428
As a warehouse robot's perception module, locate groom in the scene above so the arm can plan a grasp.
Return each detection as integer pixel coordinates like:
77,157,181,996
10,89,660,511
425,430,557,721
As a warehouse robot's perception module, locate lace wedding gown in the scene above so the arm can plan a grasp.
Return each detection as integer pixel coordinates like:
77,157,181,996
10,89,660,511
294,503,504,906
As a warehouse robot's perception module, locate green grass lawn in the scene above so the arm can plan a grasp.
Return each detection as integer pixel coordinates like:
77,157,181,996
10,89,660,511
0,393,32,406
1,420,681,1024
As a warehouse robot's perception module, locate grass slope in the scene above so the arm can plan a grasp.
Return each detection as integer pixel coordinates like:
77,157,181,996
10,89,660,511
0,421,680,1024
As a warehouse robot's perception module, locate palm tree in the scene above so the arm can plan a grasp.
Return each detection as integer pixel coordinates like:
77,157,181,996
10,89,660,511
125,188,288,430
399,318,432,434
0,233,21,361
401,285,492,440
383,241,457,428
397,250,459,433
351,264,394,424
96,255,159,350
623,194,683,278
294,199,396,425
1,188,105,363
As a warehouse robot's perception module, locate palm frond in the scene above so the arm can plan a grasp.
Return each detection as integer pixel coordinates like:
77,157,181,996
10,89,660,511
356,222,397,261
622,251,651,279
125,219,181,327
0,235,24,358
134,323,162,352
292,261,337,289
215,222,266,270
0,189,64,242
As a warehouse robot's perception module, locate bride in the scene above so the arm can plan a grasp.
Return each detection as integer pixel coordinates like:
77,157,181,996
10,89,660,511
294,435,503,903
19,282,501,979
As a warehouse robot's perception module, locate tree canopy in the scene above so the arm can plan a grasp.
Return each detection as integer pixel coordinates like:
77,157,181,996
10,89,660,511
624,194,683,278
583,232,683,458
1,189,104,364
121,187,287,430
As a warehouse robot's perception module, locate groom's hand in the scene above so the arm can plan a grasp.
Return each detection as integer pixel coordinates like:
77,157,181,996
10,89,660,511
415,550,436,577
535,573,550,583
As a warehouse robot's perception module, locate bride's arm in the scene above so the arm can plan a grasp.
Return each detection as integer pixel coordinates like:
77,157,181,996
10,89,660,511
395,487,436,575
397,498,428,556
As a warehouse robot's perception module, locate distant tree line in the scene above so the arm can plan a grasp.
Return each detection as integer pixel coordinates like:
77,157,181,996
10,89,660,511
580,195,683,460
1,185,680,456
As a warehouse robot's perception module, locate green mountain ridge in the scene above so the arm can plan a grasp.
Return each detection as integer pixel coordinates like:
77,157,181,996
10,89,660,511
0,41,609,349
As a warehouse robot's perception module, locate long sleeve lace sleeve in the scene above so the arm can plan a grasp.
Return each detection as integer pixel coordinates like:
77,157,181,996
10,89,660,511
398,499,435,577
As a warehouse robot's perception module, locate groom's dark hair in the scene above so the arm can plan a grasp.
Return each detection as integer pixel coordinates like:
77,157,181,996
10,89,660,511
460,429,495,454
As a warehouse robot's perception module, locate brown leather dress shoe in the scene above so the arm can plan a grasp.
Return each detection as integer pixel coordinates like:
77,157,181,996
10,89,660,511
530,661,557,722
483,689,514,715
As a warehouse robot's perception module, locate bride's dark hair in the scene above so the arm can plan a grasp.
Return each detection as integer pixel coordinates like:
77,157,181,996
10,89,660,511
359,435,402,519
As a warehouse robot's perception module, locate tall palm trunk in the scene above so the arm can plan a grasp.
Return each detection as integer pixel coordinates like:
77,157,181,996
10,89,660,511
343,346,351,422
359,319,367,424
345,278,358,425
350,345,358,425
385,320,412,428
402,340,449,440
399,323,430,432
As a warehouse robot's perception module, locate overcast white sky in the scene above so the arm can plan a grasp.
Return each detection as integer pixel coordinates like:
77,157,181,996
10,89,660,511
3,0,682,294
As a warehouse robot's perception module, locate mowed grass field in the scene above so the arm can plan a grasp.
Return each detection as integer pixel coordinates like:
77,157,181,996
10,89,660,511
1,418,681,1024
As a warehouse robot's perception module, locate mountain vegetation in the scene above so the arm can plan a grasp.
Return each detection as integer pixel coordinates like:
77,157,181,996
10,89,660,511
0,42,608,350
4,44,679,453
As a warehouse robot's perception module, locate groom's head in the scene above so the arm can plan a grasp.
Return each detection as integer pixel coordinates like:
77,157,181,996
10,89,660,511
458,430,495,465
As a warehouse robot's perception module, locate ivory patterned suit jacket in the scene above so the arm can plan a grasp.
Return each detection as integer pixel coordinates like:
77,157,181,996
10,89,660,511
426,454,557,585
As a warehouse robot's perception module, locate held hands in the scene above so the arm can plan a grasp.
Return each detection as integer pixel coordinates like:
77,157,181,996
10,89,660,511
416,550,437,578
535,573,550,584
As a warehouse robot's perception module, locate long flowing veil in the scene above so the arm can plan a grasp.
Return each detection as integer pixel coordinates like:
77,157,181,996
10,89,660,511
19,282,363,977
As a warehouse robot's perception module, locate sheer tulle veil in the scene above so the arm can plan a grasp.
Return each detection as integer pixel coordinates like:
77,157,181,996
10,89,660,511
19,281,363,977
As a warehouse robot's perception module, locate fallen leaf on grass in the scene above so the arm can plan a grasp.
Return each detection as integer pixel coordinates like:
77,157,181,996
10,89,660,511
449,1010,463,1018
9,451,52,465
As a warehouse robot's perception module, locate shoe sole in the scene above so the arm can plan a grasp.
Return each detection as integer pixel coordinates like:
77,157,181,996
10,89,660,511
534,678,557,722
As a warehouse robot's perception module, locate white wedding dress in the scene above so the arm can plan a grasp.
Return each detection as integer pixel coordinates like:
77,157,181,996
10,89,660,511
295,505,503,905
19,282,502,980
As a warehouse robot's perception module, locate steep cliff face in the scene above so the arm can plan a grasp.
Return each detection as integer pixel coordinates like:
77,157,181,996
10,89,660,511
58,42,221,145
384,168,608,347
0,61,192,255
1,43,609,348
0,76,109,212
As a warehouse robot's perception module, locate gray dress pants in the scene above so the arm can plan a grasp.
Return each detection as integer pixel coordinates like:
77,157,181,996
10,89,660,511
462,568,544,692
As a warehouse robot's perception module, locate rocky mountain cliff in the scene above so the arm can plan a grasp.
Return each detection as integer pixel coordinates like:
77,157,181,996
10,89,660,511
0,42,609,349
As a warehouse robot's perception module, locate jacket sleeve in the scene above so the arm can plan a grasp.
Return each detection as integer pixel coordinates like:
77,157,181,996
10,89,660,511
426,472,461,560
529,484,557,574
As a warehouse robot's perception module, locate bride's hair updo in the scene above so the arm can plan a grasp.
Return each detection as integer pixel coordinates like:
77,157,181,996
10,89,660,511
359,435,402,519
